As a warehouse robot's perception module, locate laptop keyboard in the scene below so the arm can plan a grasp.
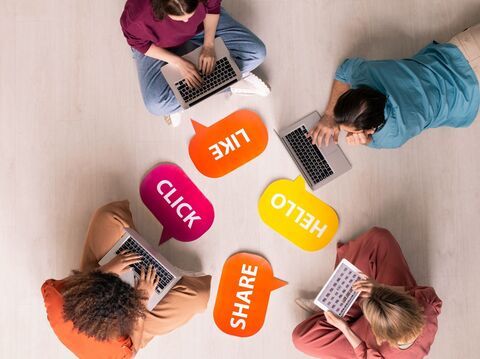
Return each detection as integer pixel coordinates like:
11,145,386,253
175,57,237,106
284,126,334,184
116,236,175,294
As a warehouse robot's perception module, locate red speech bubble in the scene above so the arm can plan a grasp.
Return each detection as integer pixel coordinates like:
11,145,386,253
213,253,287,337
140,164,215,245
188,110,268,178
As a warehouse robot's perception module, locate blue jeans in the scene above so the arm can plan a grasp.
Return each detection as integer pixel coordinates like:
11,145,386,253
132,9,267,116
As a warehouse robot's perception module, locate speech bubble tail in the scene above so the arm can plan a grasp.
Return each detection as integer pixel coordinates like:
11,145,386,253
191,119,207,134
293,176,306,187
270,277,288,291
158,230,171,245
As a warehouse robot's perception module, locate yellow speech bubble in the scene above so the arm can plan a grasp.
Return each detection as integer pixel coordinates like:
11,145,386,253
258,176,339,251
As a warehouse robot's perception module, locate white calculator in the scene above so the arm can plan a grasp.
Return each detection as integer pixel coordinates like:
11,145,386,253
314,259,361,317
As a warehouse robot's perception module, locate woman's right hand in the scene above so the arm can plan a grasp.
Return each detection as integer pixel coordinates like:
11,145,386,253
307,113,340,147
174,58,203,88
99,251,142,275
136,265,160,301
352,275,382,298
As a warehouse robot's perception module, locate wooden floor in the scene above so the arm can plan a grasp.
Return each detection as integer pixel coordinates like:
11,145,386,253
1,0,479,358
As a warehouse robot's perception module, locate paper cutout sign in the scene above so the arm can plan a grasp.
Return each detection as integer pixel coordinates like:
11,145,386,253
188,110,268,178
214,252,287,337
258,176,339,251
140,163,215,245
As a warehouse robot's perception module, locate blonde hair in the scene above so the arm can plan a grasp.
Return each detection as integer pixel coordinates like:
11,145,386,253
362,286,425,347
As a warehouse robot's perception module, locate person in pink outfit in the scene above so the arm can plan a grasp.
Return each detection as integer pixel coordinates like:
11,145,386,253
292,227,442,358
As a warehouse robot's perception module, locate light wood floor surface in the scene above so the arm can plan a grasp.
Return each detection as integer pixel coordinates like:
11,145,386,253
1,0,479,358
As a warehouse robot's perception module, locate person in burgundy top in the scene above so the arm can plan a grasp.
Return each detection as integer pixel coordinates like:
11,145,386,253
120,0,267,124
292,227,442,358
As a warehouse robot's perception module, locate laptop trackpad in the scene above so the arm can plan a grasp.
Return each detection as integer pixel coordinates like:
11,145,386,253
321,141,339,155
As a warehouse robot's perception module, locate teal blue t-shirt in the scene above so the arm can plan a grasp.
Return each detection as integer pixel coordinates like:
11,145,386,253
335,42,480,149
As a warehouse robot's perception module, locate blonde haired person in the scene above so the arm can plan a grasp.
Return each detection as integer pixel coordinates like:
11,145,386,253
292,227,442,358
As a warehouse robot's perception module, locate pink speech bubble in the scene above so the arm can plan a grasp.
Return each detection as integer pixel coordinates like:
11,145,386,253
140,164,215,245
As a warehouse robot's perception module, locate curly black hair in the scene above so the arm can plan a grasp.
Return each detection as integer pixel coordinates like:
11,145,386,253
61,271,146,341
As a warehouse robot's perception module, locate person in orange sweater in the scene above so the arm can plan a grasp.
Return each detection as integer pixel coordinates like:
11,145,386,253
42,200,211,358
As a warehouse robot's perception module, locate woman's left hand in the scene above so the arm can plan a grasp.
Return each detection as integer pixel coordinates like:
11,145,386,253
324,311,348,332
199,45,216,75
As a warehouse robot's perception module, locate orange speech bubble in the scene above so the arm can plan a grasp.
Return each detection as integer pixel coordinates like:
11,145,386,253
213,252,287,337
188,110,268,178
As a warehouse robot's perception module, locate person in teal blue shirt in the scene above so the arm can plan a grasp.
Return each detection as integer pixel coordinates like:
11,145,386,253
309,27,480,149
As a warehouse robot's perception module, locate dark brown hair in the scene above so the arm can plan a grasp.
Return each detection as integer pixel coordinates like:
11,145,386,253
334,87,387,131
151,0,206,20
61,271,146,341
362,286,425,346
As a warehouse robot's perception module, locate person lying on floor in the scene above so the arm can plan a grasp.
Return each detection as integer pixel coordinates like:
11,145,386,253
292,227,442,359
42,200,211,358
309,24,480,149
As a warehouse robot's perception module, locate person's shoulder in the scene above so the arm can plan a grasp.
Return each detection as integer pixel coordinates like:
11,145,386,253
122,0,151,22
41,279,60,296
339,57,367,69
42,279,68,326
411,286,443,315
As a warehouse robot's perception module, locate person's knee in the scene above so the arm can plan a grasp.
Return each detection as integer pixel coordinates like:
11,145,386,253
144,93,170,116
368,227,398,248
143,87,179,116
92,200,132,229
291,325,305,350
195,276,212,312
253,39,267,62
185,275,212,313
292,324,320,356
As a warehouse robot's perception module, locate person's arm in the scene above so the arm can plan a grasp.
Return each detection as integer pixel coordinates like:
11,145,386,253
308,80,350,147
324,311,384,359
130,316,145,356
145,44,203,88
98,251,142,275
130,265,160,354
353,276,406,298
198,13,220,75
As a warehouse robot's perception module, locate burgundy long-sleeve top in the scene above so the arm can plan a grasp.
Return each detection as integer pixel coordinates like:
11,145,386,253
120,0,222,53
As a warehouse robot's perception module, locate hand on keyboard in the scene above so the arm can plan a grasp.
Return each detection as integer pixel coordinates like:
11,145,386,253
175,58,203,88
99,250,143,275
307,113,340,147
136,265,160,300
199,45,216,75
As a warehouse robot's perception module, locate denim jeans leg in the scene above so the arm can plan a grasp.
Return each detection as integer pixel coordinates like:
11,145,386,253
132,48,182,116
190,8,266,73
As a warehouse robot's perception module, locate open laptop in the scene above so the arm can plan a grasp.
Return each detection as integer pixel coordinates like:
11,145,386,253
277,111,351,190
161,37,242,109
99,228,182,311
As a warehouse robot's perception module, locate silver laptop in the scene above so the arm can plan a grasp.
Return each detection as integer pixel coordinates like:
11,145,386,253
99,228,182,311
161,37,241,109
277,111,351,190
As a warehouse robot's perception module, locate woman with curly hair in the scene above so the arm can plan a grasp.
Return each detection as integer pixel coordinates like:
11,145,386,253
292,227,442,358
42,200,211,358
120,0,268,125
